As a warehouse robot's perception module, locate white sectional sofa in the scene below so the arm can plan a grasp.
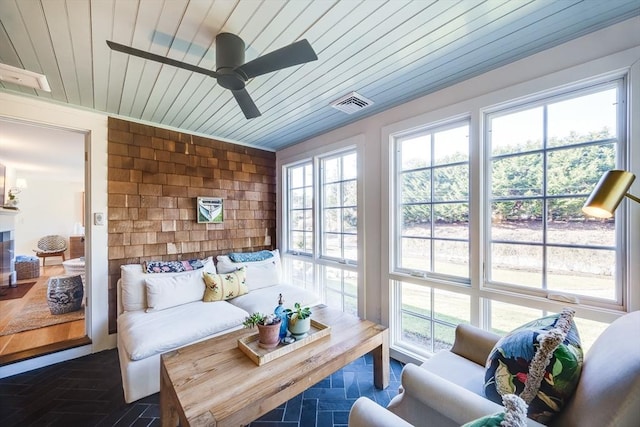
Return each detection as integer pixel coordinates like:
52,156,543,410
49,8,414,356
116,250,320,403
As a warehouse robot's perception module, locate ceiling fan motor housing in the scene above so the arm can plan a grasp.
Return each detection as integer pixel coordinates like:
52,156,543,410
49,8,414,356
216,33,247,90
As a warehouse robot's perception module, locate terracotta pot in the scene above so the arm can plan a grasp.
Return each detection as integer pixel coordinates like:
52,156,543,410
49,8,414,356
257,322,281,349
288,316,311,339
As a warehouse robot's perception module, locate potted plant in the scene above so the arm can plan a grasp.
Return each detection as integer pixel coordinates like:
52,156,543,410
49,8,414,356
285,303,312,339
243,312,282,349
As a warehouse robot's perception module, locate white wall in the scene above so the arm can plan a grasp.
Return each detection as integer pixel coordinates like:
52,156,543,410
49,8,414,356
13,176,84,260
277,17,640,325
0,92,112,378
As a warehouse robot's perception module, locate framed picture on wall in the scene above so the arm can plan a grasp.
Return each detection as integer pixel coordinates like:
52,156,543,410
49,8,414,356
197,197,224,223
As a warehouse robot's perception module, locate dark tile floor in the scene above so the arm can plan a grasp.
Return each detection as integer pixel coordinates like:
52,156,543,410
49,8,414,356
0,349,403,427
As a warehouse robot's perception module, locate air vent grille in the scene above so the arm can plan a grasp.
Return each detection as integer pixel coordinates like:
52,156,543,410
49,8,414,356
330,91,374,114
0,63,51,92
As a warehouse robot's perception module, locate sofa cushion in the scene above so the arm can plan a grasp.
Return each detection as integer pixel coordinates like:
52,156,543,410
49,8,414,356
145,269,206,312
226,283,320,315
202,267,249,302
117,300,248,361
120,257,215,312
216,249,282,290
484,308,583,424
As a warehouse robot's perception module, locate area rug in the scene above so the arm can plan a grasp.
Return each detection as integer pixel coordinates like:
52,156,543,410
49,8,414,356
0,281,36,301
0,280,84,336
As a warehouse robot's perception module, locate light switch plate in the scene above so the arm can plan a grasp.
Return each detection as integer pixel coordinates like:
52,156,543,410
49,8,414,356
94,212,105,226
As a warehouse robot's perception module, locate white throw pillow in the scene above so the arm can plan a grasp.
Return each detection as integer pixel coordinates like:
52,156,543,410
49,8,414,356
120,257,215,312
216,249,282,290
145,269,207,312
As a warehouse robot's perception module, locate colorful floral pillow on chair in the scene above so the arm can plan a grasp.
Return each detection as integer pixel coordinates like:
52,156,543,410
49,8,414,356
484,308,583,424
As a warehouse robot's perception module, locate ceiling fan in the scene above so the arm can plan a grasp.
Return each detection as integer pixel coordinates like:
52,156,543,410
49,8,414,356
106,33,318,119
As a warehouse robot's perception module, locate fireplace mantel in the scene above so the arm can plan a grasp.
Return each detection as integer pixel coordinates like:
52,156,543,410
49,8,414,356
0,208,18,229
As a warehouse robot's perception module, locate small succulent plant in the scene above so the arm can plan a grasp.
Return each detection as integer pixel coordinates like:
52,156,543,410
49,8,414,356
284,303,312,325
243,312,281,328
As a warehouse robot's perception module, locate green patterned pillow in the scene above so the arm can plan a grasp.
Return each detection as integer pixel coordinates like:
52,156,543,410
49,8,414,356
202,267,248,302
484,309,583,424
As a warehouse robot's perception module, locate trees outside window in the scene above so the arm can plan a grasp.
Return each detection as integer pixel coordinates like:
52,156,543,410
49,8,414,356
390,79,627,357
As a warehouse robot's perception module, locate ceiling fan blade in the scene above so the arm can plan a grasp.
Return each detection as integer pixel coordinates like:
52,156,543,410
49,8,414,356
232,88,261,119
237,39,317,79
106,40,219,78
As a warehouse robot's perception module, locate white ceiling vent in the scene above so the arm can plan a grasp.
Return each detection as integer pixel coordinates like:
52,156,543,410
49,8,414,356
0,63,51,92
330,91,374,114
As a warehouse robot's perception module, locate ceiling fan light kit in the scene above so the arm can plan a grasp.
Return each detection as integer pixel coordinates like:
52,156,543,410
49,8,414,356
107,32,317,119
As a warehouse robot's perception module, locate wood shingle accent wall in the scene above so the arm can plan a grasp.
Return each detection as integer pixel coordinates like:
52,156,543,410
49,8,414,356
107,118,276,333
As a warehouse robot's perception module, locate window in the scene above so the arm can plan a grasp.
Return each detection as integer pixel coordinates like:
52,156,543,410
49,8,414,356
394,121,470,280
394,281,470,356
486,82,622,304
287,162,313,255
390,119,470,358
389,77,628,358
321,152,358,262
283,148,359,316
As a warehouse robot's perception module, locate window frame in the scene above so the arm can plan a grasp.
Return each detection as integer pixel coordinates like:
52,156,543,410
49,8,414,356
482,77,629,311
384,71,633,363
285,160,314,257
390,117,472,285
319,149,359,265
280,138,364,317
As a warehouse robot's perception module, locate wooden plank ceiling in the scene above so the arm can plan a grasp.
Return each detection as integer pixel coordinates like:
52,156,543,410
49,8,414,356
0,0,638,151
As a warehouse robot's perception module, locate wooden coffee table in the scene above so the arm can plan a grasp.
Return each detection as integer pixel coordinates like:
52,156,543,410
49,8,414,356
160,305,389,426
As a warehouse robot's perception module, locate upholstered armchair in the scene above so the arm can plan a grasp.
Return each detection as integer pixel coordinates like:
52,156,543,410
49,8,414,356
349,311,640,427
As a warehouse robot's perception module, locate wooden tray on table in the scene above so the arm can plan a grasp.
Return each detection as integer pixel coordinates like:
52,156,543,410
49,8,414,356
238,319,331,365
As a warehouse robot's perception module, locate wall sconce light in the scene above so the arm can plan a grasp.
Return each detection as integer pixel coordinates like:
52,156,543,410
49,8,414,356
582,170,639,218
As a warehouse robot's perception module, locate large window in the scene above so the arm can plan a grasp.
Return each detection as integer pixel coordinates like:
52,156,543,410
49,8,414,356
486,82,622,304
392,120,470,356
283,148,359,316
390,78,628,357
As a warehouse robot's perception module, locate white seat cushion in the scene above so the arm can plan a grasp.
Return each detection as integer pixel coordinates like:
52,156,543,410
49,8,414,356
226,284,321,315
118,300,248,361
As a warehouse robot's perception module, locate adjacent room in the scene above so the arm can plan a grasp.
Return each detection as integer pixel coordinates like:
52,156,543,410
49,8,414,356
0,1,638,426
0,119,87,364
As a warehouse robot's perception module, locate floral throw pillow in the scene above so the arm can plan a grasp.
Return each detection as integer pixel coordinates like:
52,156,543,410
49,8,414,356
144,258,205,273
484,308,583,424
202,267,248,302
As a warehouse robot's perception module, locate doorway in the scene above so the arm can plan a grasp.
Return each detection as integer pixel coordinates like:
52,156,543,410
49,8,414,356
0,118,89,364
